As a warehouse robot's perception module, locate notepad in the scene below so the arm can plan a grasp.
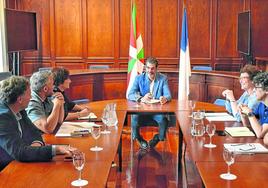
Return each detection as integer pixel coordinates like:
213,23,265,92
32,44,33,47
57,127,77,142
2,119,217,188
78,112,97,120
225,127,255,137
55,122,98,137
205,112,236,122
224,143,268,154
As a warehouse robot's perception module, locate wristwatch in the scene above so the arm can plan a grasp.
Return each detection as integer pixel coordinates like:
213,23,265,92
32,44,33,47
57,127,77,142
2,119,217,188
247,112,254,117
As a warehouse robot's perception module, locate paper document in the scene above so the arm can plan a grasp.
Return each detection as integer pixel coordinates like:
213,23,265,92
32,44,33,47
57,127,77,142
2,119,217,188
145,99,160,104
224,143,268,154
55,122,98,137
225,127,255,137
78,112,97,120
205,112,236,122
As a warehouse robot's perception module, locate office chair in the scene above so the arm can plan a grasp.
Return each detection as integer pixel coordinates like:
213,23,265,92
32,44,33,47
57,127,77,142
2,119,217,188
192,66,212,71
0,72,12,81
214,98,226,106
39,67,52,72
89,65,110,69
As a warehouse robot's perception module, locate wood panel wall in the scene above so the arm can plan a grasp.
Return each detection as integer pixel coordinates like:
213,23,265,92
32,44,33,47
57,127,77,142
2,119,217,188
6,0,268,75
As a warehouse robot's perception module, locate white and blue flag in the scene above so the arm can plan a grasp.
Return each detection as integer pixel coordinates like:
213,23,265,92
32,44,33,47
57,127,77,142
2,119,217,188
178,8,191,101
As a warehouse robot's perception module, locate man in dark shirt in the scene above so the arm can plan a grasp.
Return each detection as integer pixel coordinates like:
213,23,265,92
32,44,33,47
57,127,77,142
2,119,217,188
0,76,76,171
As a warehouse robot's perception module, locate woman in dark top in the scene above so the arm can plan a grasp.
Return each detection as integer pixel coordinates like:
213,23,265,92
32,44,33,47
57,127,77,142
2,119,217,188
51,67,90,120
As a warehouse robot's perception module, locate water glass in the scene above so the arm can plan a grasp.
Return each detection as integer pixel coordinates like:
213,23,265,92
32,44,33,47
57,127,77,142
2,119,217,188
220,148,237,180
71,152,88,186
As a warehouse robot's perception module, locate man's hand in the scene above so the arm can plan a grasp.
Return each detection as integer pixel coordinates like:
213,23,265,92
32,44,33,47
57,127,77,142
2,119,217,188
52,92,65,106
159,96,168,105
141,93,153,103
79,108,90,117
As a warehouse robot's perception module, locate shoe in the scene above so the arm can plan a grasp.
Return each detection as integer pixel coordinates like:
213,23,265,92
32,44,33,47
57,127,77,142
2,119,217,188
136,137,148,150
149,134,160,148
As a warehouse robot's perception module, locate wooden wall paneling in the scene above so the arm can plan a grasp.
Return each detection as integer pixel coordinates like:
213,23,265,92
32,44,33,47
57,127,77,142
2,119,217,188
205,75,234,103
186,0,211,65
151,0,178,58
215,0,243,59
54,0,83,59
66,74,94,101
87,0,114,59
17,0,51,74
102,73,127,99
189,74,205,101
251,0,268,57
55,63,85,70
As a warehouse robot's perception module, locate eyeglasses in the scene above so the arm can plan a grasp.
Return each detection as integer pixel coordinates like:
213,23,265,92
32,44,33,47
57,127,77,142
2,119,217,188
254,85,263,89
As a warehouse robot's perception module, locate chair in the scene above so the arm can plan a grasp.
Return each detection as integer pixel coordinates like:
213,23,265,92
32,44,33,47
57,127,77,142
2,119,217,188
72,98,90,104
0,72,12,81
192,66,212,71
39,67,52,72
213,99,226,106
89,65,110,70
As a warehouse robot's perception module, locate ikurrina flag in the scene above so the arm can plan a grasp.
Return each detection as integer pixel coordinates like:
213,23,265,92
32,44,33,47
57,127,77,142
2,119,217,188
178,8,191,101
126,0,144,98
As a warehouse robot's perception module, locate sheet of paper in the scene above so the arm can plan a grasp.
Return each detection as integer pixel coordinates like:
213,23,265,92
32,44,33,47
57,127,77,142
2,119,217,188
145,99,160,104
78,112,97,120
55,122,99,137
224,143,268,154
205,112,236,122
225,127,255,137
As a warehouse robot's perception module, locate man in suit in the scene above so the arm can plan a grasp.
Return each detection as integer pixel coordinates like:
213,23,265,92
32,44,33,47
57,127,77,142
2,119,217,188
26,70,65,134
127,57,172,149
0,76,76,171
239,72,268,138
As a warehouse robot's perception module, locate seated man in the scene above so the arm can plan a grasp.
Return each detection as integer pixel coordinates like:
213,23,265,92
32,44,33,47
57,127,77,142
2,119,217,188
51,67,90,120
26,71,65,134
127,57,172,149
239,72,268,138
222,64,259,122
0,76,76,171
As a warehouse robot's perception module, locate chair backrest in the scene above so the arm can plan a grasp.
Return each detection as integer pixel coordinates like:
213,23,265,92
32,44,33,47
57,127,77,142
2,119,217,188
213,98,226,106
89,65,110,70
39,67,52,72
0,72,12,81
192,66,212,71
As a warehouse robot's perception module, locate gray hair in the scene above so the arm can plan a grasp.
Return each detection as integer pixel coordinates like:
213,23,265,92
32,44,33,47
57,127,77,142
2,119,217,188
0,76,29,104
145,57,158,68
30,71,52,93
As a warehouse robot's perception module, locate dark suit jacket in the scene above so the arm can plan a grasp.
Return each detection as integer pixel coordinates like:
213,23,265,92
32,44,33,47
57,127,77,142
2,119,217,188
0,102,53,171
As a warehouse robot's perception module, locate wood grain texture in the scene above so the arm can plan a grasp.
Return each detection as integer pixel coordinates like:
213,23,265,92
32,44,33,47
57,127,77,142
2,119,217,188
6,0,268,74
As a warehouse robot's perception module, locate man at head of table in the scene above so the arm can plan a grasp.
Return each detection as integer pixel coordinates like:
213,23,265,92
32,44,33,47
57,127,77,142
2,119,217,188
127,57,172,150
239,72,268,138
0,76,78,171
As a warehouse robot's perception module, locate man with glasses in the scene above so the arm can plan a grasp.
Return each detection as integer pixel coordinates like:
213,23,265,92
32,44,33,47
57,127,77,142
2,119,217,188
26,71,65,134
222,65,260,121
127,57,172,149
239,72,268,138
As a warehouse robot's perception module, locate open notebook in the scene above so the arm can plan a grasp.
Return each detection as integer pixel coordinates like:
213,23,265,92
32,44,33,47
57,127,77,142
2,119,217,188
225,127,255,137
205,112,236,122
224,143,268,154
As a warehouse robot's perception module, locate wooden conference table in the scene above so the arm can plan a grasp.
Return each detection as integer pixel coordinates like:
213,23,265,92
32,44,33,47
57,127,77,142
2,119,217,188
0,99,267,188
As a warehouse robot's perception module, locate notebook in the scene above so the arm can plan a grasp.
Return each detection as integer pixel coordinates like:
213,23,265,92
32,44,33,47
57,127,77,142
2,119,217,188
225,127,255,137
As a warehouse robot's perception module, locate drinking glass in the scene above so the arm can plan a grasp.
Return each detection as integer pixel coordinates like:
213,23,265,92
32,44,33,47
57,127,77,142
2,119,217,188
90,126,103,151
220,148,237,180
204,123,216,148
101,108,111,134
71,152,88,187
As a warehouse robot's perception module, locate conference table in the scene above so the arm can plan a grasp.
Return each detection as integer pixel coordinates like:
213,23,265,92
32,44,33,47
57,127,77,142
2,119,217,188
0,99,267,188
